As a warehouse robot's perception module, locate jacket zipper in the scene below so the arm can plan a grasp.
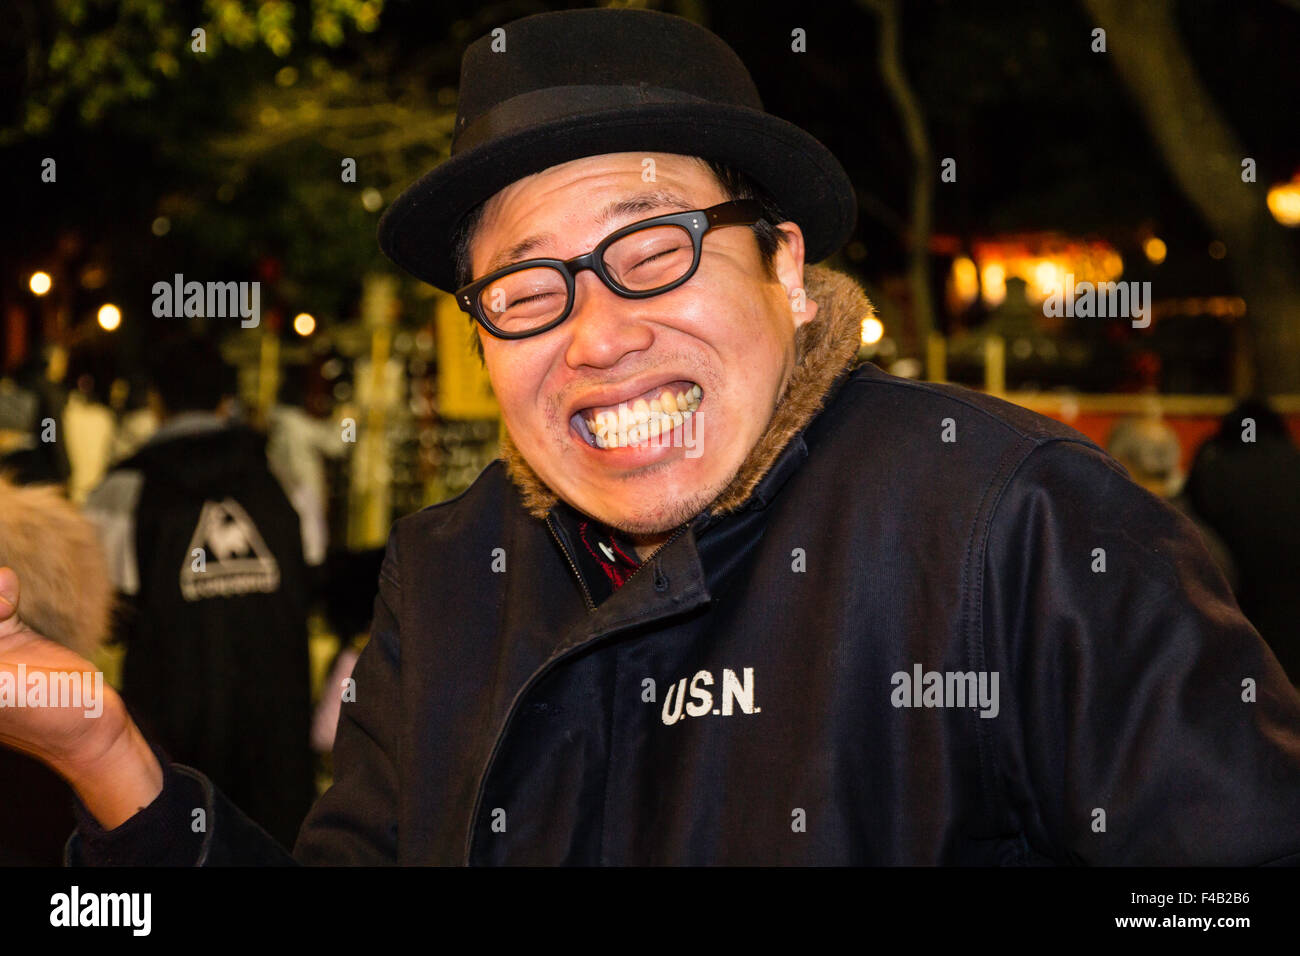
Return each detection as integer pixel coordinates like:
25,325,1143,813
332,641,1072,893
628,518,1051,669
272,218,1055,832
546,515,597,613
464,517,691,864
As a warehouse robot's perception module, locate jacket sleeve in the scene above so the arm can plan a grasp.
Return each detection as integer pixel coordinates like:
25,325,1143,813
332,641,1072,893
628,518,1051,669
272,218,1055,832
66,741,296,866
983,438,1300,865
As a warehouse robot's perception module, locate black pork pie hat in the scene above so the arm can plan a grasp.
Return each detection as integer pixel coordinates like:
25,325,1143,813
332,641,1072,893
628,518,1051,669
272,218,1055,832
377,7,858,293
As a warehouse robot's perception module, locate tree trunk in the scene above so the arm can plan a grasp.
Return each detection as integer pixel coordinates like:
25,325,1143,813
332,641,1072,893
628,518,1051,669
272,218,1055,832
859,0,937,353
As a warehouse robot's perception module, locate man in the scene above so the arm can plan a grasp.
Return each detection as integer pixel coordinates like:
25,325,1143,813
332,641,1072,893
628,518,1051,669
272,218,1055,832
0,8,1297,865
80,335,315,850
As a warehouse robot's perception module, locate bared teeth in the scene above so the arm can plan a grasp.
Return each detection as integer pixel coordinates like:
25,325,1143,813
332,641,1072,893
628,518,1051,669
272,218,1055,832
575,381,702,449
604,405,696,448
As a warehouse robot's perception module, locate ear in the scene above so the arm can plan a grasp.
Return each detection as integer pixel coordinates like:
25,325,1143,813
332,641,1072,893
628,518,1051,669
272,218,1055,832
770,221,818,330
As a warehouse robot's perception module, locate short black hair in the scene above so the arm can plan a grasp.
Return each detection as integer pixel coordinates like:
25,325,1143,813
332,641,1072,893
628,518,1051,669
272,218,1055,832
449,156,790,327
148,335,234,414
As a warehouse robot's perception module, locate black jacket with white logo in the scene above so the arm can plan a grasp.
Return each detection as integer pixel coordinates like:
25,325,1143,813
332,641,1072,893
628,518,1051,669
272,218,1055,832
68,269,1300,865
83,418,315,850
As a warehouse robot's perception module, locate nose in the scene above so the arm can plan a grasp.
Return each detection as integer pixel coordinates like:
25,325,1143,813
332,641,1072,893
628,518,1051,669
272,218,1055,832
562,270,654,371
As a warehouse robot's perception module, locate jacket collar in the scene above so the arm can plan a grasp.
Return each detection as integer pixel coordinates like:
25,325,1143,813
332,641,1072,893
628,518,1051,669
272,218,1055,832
500,263,873,521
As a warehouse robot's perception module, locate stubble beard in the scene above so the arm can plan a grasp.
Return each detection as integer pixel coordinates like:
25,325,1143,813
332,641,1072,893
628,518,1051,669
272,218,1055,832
603,462,740,541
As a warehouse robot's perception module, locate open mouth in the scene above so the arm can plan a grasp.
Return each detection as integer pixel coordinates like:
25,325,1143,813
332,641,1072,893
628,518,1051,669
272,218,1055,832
569,380,703,449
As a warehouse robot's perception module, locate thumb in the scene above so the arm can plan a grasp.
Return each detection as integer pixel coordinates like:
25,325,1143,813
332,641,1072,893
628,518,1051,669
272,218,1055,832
0,566,20,623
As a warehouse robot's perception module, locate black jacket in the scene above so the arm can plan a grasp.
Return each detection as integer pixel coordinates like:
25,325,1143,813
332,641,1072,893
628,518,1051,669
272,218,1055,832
68,268,1300,865
83,418,315,850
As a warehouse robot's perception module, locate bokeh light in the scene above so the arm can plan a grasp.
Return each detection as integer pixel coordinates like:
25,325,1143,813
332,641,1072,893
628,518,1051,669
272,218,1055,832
97,303,121,330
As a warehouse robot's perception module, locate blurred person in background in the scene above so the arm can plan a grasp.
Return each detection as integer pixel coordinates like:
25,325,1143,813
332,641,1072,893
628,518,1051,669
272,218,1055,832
61,344,118,504
0,359,67,487
1107,414,1236,591
310,546,384,756
82,334,315,847
0,477,112,864
1186,399,1300,686
109,373,161,465
266,363,348,574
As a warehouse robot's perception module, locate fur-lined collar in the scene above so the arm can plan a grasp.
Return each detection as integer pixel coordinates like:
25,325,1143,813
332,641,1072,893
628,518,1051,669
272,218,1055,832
501,263,873,519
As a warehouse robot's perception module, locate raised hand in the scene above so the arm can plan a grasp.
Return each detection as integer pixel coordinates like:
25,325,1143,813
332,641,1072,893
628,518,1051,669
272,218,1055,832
0,566,163,829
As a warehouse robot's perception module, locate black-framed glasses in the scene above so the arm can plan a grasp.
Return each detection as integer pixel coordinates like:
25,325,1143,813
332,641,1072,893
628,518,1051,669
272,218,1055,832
454,199,766,339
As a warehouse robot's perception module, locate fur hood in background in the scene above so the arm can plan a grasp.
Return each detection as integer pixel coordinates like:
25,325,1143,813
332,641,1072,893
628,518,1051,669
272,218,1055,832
0,477,113,659
500,263,873,519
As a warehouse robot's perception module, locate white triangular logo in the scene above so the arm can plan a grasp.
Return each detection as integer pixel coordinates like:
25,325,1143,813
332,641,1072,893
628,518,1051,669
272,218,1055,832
180,498,280,601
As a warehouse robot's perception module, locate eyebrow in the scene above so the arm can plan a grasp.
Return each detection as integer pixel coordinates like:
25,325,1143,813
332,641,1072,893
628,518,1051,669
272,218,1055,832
480,190,697,276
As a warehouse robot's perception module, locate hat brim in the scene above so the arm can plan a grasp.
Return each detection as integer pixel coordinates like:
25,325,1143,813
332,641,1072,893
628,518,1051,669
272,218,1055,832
377,101,858,293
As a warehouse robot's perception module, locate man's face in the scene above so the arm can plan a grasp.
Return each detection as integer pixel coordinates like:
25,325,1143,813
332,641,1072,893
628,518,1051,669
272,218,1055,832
471,152,816,539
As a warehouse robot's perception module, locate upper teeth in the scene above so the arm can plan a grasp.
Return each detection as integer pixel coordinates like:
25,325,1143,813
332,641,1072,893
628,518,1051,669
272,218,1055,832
584,385,701,449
